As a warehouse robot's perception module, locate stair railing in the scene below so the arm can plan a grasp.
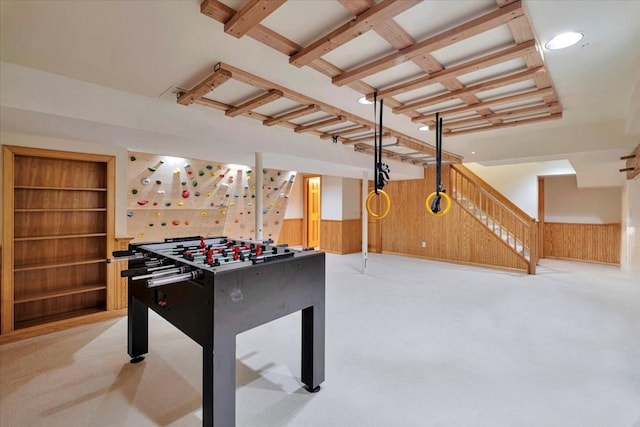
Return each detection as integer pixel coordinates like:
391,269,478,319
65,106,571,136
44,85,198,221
450,164,539,274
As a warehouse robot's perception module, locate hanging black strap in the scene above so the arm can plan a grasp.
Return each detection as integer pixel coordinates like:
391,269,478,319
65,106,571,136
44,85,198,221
431,112,445,213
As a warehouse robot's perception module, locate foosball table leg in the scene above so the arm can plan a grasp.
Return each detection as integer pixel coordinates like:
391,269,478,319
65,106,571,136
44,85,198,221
128,296,149,363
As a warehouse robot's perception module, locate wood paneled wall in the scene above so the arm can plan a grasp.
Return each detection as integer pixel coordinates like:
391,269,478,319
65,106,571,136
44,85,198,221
108,237,134,310
543,222,621,264
320,219,362,254
278,218,303,246
381,166,529,272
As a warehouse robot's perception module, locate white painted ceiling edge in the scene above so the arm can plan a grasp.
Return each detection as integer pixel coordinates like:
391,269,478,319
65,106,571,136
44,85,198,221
0,62,423,181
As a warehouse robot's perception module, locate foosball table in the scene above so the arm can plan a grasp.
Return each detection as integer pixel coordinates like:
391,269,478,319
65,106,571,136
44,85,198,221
114,236,325,426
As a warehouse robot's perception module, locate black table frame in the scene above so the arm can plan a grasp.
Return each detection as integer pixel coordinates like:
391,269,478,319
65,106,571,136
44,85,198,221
127,243,325,426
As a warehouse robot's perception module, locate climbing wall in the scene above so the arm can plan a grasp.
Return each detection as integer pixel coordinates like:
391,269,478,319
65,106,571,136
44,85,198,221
127,152,296,243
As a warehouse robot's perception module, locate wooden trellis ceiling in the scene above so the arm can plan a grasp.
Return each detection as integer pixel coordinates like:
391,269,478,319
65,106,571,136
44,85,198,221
200,0,562,137
178,62,461,165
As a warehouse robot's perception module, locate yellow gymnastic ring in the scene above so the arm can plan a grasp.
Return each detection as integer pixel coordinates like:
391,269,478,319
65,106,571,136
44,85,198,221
366,190,391,220
426,191,452,217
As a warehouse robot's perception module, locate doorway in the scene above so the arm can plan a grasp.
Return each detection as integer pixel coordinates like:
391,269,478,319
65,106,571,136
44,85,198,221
304,176,321,248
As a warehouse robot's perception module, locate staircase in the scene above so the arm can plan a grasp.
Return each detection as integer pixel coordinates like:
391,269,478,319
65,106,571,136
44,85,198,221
450,164,539,274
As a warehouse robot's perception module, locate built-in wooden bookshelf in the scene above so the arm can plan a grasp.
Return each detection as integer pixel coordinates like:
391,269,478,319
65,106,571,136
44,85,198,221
1,146,116,335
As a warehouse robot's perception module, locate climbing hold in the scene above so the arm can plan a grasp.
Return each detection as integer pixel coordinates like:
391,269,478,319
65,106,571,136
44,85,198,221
156,180,162,185
277,171,281,176
148,160,164,172
263,169,267,174
156,212,161,217
137,200,149,206
192,181,198,187
275,220,280,225
182,190,190,198
270,177,275,182
210,202,215,207
174,168,180,174
251,194,256,198
198,170,205,176
177,201,184,206
157,190,165,195
200,211,207,216
228,176,234,184
219,174,225,178
234,219,239,223
220,210,226,216
182,181,187,186
127,211,134,217
207,192,211,197
239,212,243,215
210,171,216,177
206,165,213,170
244,184,249,189
230,202,235,207
263,209,267,214
130,156,137,161
152,202,158,206
161,222,167,227
195,191,201,197
234,194,239,198
165,202,172,207
149,223,154,227
172,220,180,226
217,165,222,170
246,169,252,174
247,211,251,215
138,233,145,238
132,189,138,195
185,220,190,226
141,178,151,185
215,220,220,224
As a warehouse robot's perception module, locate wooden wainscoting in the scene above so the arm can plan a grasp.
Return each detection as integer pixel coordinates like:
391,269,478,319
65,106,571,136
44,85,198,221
278,218,303,246
320,219,362,254
381,166,529,272
108,236,135,310
543,222,621,264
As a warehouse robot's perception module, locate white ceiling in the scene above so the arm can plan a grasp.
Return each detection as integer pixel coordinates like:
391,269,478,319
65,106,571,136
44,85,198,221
1,0,639,182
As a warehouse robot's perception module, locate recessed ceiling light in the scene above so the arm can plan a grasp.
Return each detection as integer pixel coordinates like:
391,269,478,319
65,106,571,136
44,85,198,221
545,31,584,50
358,96,373,105
471,151,476,154
418,125,430,131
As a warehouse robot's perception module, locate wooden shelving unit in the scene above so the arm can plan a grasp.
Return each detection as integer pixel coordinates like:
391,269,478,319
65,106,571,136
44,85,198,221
2,146,116,335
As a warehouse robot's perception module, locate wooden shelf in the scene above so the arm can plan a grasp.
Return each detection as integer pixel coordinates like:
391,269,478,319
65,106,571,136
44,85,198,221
14,233,107,242
3,146,116,338
15,208,107,212
14,307,105,330
15,258,106,272
14,284,106,303
15,186,107,191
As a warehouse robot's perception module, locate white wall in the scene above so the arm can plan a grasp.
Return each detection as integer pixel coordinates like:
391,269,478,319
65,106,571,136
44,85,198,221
0,132,129,238
544,175,622,223
465,160,575,218
342,178,361,220
284,173,303,219
321,175,343,220
621,177,640,276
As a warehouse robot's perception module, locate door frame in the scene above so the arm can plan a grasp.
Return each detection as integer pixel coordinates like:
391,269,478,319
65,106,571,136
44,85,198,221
303,175,321,248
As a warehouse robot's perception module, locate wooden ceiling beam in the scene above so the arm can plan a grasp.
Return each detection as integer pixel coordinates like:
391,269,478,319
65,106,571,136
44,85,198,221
223,0,286,39
177,69,231,106
225,89,283,117
443,102,559,129
263,104,321,126
342,132,391,145
294,116,346,133
320,124,371,139
332,0,524,86
393,66,545,114
290,0,419,67
372,40,536,100
444,112,563,136
412,87,555,123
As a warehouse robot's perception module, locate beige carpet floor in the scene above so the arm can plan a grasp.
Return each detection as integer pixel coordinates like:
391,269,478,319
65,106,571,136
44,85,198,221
1,253,639,426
